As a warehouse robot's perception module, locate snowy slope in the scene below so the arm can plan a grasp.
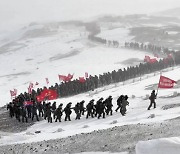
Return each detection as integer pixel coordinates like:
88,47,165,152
0,66,180,146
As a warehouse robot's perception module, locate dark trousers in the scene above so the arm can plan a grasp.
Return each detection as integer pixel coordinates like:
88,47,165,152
98,111,105,119
32,113,39,121
148,101,156,110
115,106,121,112
86,111,94,119
55,116,62,122
65,114,71,121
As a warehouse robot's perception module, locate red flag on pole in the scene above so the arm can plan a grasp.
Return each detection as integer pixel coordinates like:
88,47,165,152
45,78,49,84
14,89,17,95
144,55,150,62
36,88,58,101
148,58,157,64
10,90,17,97
79,77,86,83
59,74,73,82
67,73,73,80
29,82,34,88
158,75,177,88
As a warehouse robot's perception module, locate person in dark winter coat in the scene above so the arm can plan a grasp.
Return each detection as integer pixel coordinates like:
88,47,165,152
86,99,95,119
120,95,129,116
14,104,21,122
32,103,39,121
20,106,28,123
115,95,124,112
46,103,52,123
64,102,72,121
74,103,81,120
51,101,57,119
147,90,157,110
26,104,32,118
97,100,106,119
55,104,63,122
95,97,104,117
105,96,113,115
37,102,44,117
7,102,14,118
79,100,85,116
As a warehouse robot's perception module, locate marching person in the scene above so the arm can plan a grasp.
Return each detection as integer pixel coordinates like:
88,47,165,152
147,90,157,110
55,103,63,122
115,95,124,112
64,102,72,121
120,95,129,116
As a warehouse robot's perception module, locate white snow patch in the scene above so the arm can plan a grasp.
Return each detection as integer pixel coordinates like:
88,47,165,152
136,137,180,154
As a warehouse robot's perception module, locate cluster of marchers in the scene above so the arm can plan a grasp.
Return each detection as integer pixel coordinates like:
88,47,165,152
7,95,129,123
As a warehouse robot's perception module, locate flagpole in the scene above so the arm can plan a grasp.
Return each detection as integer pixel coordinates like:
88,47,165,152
156,71,162,97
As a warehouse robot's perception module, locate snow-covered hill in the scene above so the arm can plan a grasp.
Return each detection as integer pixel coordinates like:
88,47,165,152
0,66,180,146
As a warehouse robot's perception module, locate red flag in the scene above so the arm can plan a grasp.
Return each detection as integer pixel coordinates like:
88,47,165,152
10,90,16,97
29,82,34,88
36,88,58,101
47,89,58,100
28,86,32,94
148,58,157,64
158,75,177,88
14,89,17,95
144,55,150,62
67,73,73,80
59,74,73,82
45,78,49,84
79,77,86,83
85,72,89,78
36,95,45,102
59,75,68,82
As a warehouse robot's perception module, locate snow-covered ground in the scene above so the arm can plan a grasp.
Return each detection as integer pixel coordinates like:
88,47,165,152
0,66,180,146
136,136,180,154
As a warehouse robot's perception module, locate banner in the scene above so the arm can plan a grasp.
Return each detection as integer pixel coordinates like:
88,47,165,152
36,88,58,101
158,75,177,88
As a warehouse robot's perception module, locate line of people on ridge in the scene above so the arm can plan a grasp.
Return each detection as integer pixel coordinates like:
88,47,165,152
7,95,129,123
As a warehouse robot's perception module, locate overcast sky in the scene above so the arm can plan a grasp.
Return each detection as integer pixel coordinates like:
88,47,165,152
0,0,180,32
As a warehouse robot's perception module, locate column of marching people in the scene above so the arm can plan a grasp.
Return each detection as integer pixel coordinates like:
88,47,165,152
7,95,130,123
